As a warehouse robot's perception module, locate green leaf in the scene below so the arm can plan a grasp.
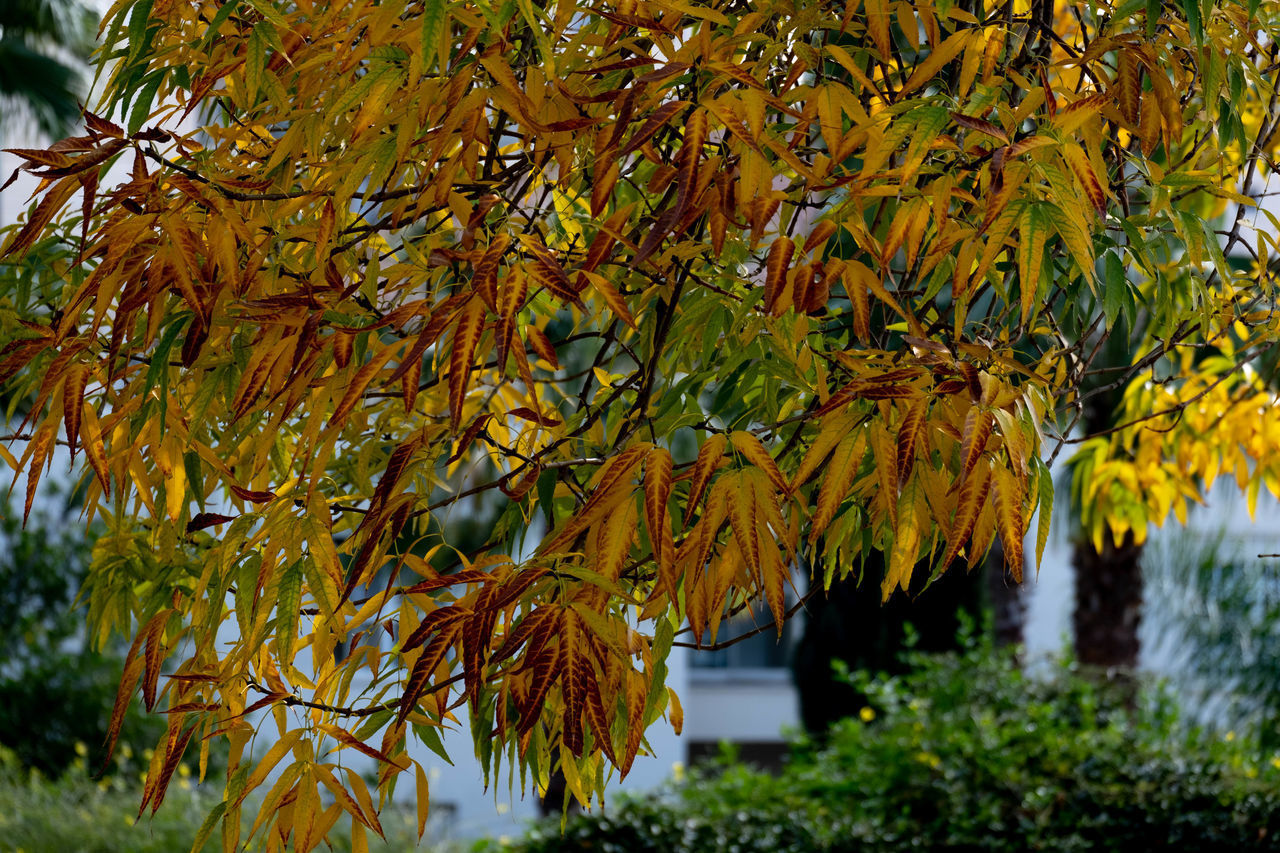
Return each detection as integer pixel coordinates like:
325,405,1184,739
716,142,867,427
127,69,166,135
1103,250,1127,331
245,27,266,104
200,1,243,49
1035,457,1054,575
188,799,227,853
1146,0,1161,37
412,721,455,764
421,0,447,70
275,558,304,663
183,451,205,512
1180,0,1202,44
536,467,558,529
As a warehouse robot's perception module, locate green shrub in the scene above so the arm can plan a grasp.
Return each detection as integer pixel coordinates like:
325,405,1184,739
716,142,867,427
492,635,1280,852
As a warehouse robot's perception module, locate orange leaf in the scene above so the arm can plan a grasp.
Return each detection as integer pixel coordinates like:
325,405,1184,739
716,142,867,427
993,463,1026,582
726,470,761,573
62,363,88,457
960,407,993,480
1062,143,1107,217
525,324,559,368
644,446,675,591
447,296,487,430
763,237,794,315
895,398,928,486
809,431,865,545
21,422,56,525
474,233,510,310
330,345,397,428
942,461,992,567
730,430,789,495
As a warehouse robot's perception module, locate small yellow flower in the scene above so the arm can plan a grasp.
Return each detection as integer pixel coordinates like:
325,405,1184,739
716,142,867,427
914,751,942,769
74,741,88,757
1226,731,1236,742
1270,757,1280,769
1246,767,1258,779
671,761,686,783
859,707,876,723
124,815,134,827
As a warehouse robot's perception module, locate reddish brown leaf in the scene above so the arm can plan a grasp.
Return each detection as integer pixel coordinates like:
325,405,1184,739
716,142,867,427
763,237,795,315
684,434,726,524
448,414,492,463
230,484,278,504
942,462,992,568
950,111,1010,144
509,406,561,426
397,623,461,725
186,512,236,533
895,398,928,486
525,325,559,368
474,234,510,309
620,100,689,155
960,407,993,481
2,175,80,258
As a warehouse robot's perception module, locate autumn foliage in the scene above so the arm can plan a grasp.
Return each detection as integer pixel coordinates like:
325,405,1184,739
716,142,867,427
2,0,1279,848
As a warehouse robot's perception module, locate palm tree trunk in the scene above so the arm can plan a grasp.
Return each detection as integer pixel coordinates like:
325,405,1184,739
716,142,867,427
1072,531,1142,671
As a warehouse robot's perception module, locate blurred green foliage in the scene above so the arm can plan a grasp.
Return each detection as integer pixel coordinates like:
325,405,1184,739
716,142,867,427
0,495,172,778
0,745,461,853
494,628,1280,852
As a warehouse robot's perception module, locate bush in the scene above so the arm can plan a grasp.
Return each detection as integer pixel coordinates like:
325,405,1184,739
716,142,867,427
493,635,1280,852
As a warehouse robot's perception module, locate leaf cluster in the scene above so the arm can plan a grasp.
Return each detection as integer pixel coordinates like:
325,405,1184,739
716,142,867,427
0,0,1278,846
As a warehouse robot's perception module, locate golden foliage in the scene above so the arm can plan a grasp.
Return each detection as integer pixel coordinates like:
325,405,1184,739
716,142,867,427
1,0,1278,847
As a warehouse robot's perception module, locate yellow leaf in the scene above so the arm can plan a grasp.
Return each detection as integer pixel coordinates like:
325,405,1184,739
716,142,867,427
729,430,789,495
866,0,893,58
993,463,1026,582
809,431,866,546
685,434,727,523
1017,204,1047,325
792,410,861,490
883,475,922,600
644,447,675,590
900,30,973,97
415,761,430,839
667,686,683,735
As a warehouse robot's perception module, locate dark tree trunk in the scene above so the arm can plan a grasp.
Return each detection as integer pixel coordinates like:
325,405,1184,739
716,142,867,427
792,551,986,736
1070,370,1145,674
1072,531,1143,671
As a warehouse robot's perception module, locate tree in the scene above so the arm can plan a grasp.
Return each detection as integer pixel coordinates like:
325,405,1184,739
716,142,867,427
2,0,1278,849
0,0,97,139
